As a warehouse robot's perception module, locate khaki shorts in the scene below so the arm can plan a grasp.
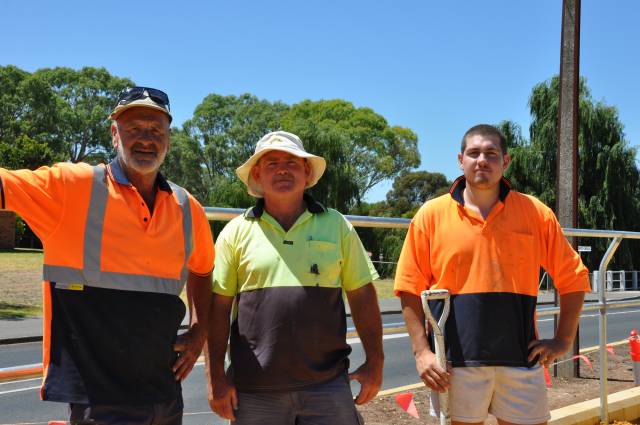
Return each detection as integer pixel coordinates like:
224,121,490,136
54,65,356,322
430,365,550,424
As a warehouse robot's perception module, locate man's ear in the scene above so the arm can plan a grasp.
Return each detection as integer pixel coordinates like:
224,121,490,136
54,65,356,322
111,122,119,149
457,152,464,170
503,153,511,170
304,160,312,184
250,165,260,183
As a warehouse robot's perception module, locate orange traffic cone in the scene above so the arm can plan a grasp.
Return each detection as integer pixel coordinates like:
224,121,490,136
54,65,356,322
629,330,640,385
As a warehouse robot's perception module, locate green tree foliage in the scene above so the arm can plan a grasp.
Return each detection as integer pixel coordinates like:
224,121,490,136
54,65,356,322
34,67,133,163
503,76,640,269
170,93,289,208
0,65,62,168
281,100,420,211
352,171,450,278
386,170,450,217
162,128,208,201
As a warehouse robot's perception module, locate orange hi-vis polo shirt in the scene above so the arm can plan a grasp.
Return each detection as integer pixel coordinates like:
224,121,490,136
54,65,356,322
394,176,590,368
0,160,214,404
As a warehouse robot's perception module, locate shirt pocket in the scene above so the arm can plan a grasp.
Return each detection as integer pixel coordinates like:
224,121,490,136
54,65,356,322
306,240,342,287
497,232,537,291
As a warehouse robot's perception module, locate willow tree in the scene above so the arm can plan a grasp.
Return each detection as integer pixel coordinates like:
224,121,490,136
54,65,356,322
503,76,640,269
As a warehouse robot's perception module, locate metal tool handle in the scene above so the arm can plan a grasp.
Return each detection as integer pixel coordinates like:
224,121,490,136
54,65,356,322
421,289,451,425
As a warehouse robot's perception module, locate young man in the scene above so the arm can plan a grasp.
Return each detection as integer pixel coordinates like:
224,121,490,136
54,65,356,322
206,131,383,425
394,124,590,425
0,87,214,424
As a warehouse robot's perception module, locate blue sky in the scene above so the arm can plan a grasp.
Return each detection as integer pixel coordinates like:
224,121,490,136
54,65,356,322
2,0,638,202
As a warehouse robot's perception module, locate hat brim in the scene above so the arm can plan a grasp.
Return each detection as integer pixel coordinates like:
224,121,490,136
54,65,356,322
109,99,173,122
236,146,326,198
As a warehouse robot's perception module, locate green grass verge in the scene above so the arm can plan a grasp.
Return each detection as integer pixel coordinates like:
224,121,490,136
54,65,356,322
0,302,41,319
0,249,44,318
0,250,396,319
373,278,395,299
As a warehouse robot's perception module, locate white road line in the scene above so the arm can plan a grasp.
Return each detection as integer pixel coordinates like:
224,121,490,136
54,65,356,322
0,422,48,425
0,385,41,395
0,377,41,386
3,309,640,376
581,309,640,319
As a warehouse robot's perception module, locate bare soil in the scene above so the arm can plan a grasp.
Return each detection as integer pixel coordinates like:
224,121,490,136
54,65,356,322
357,344,639,424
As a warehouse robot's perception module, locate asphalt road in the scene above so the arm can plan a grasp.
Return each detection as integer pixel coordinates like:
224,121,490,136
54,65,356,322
2,309,640,424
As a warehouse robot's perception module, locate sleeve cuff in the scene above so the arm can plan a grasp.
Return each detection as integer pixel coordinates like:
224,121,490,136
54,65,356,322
0,175,5,210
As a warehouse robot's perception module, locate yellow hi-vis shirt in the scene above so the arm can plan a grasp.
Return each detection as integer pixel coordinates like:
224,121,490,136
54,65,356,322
213,194,378,391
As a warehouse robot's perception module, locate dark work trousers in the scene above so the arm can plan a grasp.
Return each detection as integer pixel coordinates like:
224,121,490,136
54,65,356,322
233,374,364,425
68,397,183,425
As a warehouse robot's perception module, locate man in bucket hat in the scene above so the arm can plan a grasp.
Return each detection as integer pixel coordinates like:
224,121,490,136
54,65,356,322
0,87,214,424
205,131,384,424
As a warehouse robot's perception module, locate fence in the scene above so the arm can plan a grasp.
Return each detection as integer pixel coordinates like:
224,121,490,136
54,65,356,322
539,270,640,292
205,208,640,424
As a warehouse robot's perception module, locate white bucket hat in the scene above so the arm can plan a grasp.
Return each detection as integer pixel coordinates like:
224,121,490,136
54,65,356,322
236,131,326,198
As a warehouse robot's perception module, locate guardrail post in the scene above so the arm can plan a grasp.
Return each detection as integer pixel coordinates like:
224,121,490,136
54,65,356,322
606,270,613,291
599,236,623,425
633,271,638,290
621,270,626,291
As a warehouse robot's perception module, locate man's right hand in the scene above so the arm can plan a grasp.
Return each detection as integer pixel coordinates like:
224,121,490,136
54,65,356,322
208,374,238,420
415,348,451,393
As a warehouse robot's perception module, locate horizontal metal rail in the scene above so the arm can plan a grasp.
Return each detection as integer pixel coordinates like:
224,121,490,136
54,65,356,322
537,298,640,317
205,208,640,423
3,206,639,422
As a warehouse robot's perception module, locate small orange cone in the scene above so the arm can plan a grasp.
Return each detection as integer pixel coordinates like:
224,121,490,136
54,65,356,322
395,392,420,418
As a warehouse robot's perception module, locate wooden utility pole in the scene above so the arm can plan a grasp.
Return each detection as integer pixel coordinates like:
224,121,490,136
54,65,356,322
555,0,581,378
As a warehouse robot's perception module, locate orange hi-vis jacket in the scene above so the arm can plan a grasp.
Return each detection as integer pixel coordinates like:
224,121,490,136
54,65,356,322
394,177,591,367
0,160,214,404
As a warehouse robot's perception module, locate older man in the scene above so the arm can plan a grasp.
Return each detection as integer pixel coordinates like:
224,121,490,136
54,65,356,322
0,87,214,424
206,131,383,425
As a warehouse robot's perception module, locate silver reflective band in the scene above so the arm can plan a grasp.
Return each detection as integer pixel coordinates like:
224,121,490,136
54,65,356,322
169,182,193,282
42,165,193,296
44,265,183,296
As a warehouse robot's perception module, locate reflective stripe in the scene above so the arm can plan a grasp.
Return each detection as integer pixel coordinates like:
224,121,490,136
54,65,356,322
169,182,193,282
83,166,108,277
42,166,193,296
44,265,183,295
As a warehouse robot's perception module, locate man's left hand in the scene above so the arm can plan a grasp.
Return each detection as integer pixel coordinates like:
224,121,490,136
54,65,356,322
527,337,573,367
348,359,383,405
173,327,206,381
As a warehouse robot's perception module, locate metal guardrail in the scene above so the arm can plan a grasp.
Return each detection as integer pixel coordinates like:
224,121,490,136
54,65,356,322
1,209,637,422
206,208,640,424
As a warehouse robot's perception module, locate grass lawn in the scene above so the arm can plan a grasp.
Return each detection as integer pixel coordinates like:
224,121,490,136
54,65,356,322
373,278,395,299
0,249,44,318
0,250,396,319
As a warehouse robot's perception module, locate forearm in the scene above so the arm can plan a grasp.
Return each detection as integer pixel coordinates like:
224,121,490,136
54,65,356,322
399,291,431,356
205,294,233,380
186,271,213,334
555,291,585,343
347,283,384,362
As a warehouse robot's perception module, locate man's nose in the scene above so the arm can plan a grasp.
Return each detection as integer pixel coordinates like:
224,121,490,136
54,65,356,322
275,162,289,173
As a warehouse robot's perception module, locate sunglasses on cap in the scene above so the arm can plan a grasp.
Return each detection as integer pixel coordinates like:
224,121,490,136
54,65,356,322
116,86,170,111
